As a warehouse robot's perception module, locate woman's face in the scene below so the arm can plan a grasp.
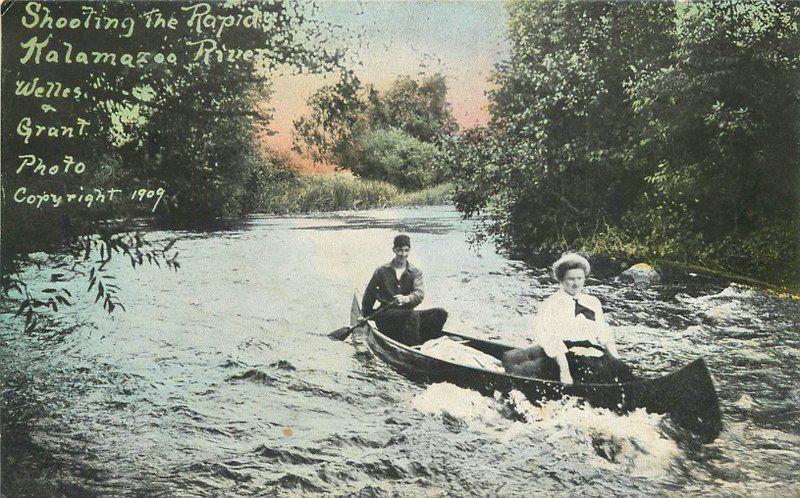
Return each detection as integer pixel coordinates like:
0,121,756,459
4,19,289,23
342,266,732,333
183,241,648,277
560,268,586,296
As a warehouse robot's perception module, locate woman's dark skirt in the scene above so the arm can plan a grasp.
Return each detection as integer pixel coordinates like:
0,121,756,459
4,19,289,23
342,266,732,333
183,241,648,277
501,345,635,384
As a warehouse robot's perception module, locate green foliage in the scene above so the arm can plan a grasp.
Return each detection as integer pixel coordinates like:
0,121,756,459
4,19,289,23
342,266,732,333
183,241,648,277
3,1,345,249
293,71,369,165
574,225,650,262
265,173,400,213
370,75,458,142
247,174,451,214
1,0,347,327
353,128,440,190
714,221,800,283
241,150,300,215
626,1,800,283
446,0,675,252
294,73,456,187
394,183,453,207
441,127,506,220
289,174,399,212
444,0,800,284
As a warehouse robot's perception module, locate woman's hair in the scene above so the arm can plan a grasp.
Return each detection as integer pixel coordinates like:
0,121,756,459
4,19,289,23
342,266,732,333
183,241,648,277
552,253,591,281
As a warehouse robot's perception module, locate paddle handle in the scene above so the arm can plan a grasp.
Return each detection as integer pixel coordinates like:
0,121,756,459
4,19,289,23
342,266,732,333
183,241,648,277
356,302,395,326
329,296,396,342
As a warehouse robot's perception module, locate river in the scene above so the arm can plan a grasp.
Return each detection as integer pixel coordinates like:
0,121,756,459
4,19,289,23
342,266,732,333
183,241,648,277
2,206,799,496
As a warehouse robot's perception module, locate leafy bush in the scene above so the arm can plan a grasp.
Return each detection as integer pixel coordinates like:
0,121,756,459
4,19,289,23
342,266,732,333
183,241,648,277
713,221,800,285
625,1,800,283
241,150,300,214
353,128,440,190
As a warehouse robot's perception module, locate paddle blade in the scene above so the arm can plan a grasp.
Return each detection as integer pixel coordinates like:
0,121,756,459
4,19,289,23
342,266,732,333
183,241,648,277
350,292,361,327
328,326,353,341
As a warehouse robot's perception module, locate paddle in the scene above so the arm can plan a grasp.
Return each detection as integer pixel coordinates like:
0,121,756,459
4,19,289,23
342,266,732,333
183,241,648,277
328,293,394,341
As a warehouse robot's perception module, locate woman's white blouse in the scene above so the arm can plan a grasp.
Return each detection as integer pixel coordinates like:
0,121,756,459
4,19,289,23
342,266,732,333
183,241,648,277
532,289,615,357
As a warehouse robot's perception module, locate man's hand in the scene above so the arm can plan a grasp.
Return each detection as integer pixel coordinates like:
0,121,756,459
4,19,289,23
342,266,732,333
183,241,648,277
393,294,409,305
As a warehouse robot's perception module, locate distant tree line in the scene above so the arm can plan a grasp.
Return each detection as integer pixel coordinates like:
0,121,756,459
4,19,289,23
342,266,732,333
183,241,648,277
441,0,799,285
293,73,457,190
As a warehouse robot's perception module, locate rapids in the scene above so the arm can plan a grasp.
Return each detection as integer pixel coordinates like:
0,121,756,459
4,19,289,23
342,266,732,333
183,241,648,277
2,206,799,496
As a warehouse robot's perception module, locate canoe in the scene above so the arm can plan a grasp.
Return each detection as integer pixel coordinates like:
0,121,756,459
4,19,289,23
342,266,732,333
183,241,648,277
359,323,723,443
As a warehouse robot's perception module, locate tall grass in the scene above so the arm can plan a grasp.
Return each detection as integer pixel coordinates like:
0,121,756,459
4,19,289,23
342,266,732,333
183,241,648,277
289,173,400,212
255,173,452,214
394,183,452,207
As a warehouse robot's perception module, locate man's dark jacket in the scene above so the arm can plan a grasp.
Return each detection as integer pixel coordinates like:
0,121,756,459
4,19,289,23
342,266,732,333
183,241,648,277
362,262,425,313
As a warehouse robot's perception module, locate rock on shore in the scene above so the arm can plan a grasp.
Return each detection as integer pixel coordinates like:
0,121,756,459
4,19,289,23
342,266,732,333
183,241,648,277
619,263,661,287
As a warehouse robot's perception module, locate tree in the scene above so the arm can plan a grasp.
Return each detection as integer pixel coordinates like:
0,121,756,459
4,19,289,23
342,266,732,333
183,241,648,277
293,71,369,165
447,0,676,254
445,0,799,284
1,0,348,330
293,73,457,187
627,1,800,280
373,75,457,142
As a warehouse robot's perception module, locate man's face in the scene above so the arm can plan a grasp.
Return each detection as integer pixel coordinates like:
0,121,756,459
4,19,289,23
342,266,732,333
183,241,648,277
393,245,410,262
561,268,585,296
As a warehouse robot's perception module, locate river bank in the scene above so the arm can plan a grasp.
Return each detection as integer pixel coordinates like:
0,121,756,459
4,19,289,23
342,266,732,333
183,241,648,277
519,249,800,297
255,172,796,291
251,172,452,214
6,172,791,300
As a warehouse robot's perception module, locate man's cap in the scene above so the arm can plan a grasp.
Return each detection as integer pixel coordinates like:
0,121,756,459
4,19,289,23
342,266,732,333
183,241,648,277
393,234,411,248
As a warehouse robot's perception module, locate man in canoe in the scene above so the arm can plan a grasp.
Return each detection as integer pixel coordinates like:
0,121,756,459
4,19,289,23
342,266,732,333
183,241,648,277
502,253,635,385
361,234,448,346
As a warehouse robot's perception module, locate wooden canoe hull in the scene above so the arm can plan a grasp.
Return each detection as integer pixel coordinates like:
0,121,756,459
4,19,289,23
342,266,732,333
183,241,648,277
363,324,723,442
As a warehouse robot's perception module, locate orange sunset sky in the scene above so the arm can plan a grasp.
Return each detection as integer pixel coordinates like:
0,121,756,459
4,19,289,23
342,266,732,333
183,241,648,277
261,1,510,173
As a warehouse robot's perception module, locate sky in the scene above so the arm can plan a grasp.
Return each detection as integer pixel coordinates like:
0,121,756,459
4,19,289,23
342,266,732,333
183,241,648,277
262,0,510,172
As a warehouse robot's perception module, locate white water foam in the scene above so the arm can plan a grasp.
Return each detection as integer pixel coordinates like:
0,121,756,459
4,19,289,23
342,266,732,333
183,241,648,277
412,382,505,425
680,285,759,303
676,285,763,324
412,383,679,477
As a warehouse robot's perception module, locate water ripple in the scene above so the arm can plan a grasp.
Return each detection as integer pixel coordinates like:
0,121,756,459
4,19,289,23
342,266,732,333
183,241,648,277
2,206,799,495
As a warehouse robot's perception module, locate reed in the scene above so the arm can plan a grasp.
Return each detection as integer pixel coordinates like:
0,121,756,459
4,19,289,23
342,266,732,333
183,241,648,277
257,174,452,214
393,183,453,207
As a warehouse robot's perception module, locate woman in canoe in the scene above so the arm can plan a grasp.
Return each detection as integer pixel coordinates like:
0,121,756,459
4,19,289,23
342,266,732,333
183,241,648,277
502,253,635,385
